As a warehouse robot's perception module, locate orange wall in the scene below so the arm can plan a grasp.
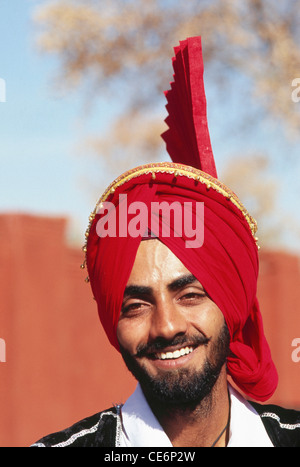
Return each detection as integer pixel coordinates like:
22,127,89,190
0,213,299,447
257,250,300,408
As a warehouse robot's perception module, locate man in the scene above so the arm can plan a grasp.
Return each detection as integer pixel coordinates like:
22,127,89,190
32,37,300,447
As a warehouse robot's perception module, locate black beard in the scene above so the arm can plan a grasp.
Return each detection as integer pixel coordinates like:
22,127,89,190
119,322,230,411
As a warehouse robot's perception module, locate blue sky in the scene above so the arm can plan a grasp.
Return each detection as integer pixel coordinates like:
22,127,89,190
1,1,299,250
0,0,106,241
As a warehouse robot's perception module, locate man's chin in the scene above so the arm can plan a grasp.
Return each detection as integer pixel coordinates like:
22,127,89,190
120,347,224,409
144,361,223,408
119,323,230,409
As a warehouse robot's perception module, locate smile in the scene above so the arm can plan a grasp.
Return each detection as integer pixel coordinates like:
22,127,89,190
155,346,194,360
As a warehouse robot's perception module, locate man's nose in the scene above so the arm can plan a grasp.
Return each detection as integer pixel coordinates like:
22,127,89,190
149,298,188,342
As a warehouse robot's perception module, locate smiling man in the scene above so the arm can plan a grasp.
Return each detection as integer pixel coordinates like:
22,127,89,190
118,240,230,411
32,37,300,448
117,239,231,447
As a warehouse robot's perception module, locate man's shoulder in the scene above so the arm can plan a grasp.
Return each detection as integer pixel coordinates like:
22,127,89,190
31,406,120,447
250,401,300,447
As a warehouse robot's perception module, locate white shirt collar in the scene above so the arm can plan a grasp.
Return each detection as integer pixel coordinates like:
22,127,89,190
227,385,273,447
119,383,172,447
119,383,274,447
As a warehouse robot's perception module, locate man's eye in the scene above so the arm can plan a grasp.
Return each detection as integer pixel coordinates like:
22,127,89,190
179,292,206,304
121,302,148,316
182,293,198,300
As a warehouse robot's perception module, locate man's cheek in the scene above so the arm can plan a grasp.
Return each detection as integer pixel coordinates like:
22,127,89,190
117,323,141,355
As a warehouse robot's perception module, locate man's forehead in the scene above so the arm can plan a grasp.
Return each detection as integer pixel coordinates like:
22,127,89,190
127,239,196,287
132,238,186,268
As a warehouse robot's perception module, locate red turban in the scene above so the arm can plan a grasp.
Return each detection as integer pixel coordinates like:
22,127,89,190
84,37,278,402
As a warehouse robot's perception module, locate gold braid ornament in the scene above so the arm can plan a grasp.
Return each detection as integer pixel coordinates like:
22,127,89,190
81,162,259,281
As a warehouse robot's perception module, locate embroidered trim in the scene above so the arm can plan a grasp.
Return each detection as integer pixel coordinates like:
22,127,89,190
34,410,119,448
115,404,123,447
91,162,258,239
81,162,259,282
261,412,300,430
51,423,100,447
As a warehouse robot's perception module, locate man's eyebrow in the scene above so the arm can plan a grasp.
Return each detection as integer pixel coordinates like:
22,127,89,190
167,274,200,292
123,274,202,299
123,284,153,298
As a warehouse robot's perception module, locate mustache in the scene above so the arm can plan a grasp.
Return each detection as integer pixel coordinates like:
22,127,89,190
135,334,211,358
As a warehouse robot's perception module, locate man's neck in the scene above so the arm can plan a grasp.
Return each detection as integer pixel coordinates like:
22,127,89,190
145,369,230,447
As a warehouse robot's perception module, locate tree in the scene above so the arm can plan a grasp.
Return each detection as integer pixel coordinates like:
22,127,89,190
33,0,300,248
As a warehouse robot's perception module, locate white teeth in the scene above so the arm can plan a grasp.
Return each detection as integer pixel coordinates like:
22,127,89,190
157,346,194,360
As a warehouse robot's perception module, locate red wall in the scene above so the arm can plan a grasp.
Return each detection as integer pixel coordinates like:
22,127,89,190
0,213,299,446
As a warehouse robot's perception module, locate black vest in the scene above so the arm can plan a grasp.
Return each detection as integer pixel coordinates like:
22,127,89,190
32,403,300,447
